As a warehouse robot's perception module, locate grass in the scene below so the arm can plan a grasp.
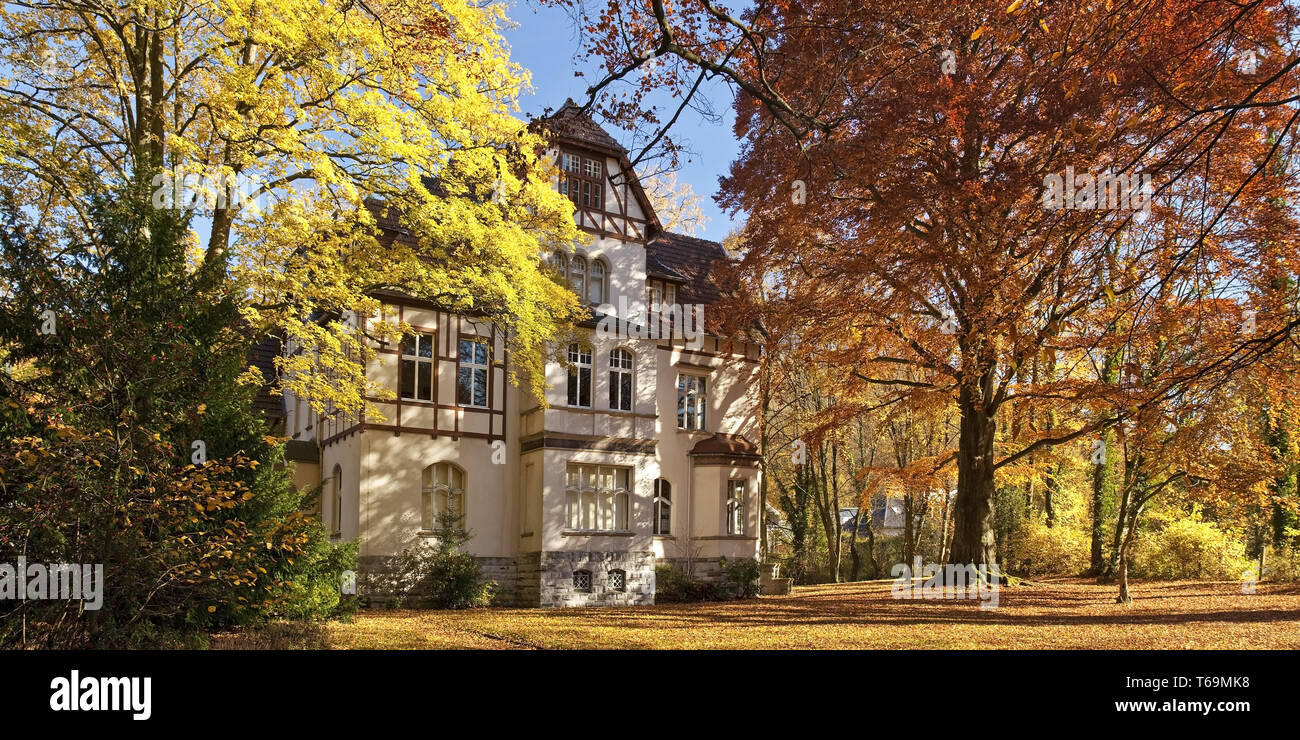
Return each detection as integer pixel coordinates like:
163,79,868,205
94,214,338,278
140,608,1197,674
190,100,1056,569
213,577,1300,650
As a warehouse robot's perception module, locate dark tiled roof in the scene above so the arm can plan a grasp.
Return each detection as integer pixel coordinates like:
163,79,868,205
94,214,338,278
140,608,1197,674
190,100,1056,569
249,334,285,421
645,252,687,281
540,99,627,154
645,230,730,308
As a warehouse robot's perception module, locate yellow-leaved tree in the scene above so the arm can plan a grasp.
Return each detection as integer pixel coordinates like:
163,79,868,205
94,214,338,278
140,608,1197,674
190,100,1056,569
0,0,581,412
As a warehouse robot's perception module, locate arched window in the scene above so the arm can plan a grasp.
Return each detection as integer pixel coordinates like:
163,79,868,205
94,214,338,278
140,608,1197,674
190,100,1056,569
588,258,607,304
550,251,567,277
422,462,466,531
330,465,343,535
569,255,586,297
572,569,592,593
609,348,633,411
653,479,672,535
608,569,626,592
567,342,592,408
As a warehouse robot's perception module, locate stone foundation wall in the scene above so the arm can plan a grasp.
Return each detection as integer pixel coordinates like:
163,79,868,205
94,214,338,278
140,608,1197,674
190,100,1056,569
662,557,726,584
357,551,653,608
478,556,520,606
355,554,519,606
519,550,655,608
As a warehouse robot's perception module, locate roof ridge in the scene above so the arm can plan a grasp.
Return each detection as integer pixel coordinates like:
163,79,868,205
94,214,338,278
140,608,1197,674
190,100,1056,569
656,230,723,247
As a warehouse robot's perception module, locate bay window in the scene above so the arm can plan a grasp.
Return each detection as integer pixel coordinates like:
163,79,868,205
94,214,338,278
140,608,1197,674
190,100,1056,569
565,463,631,532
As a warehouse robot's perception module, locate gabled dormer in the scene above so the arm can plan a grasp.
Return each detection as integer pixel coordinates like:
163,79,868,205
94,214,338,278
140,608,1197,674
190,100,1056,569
539,100,661,243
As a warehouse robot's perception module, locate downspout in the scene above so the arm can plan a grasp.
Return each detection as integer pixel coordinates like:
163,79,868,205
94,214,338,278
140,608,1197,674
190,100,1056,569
687,452,695,577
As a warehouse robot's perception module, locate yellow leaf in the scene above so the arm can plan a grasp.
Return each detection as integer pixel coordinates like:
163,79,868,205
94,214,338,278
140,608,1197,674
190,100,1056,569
1039,19,1049,33
207,605,216,613
197,403,206,415
1006,0,1024,12
970,25,988,41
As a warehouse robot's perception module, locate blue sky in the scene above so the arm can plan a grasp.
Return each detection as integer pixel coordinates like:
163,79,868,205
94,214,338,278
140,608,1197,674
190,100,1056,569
503,2,741,242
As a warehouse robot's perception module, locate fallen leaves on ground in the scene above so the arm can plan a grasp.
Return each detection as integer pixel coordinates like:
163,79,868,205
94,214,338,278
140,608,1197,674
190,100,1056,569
220,577,1300,650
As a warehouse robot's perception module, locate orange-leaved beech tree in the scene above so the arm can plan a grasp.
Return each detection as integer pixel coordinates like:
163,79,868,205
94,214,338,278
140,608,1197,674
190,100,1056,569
550,0,1300,569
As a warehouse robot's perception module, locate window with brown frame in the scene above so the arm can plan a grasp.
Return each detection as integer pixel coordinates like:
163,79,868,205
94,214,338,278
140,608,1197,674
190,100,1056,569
559,150,603,210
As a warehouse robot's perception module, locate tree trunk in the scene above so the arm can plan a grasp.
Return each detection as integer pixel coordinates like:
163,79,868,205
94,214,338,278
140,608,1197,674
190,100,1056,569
947,378,998,571
1107,473,1133,578
1044,463,1059,527
758,351,771,562
902,492,916,567
1116,504,1142,604
1115,543,1132,604
1090,424,1120,576
847,514,860,581
829,440,842,582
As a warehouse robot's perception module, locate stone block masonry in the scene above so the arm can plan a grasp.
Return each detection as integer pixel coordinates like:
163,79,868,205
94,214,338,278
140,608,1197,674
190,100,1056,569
518,550,656,608
662,557,726,584
358,552,655,608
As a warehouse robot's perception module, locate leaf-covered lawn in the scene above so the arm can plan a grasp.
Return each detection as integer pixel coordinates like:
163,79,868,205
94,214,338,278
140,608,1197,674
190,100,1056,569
222,578,1300,650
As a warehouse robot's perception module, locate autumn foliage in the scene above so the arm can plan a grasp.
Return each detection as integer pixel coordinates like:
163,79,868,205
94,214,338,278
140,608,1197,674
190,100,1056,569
550,0,1300,592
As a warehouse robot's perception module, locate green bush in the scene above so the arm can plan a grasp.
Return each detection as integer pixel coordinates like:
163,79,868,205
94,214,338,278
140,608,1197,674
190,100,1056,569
1133,516,1248,580
0,179,353,648
655,560,760,602
720,557,760,598
654,563,724,603
375,513,494,609
1002,519,1090,577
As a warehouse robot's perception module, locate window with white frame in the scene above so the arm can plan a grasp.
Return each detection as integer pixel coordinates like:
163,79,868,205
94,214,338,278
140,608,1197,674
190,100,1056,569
648,280,677,313
565,464,630,531
569,255,586,296
457,338,490,407
726,479,746,535
608,569,626,591
653,478,672,535
677,373,707,430
572,569,592,592
609,348,633,411
567,343,592,408
422,462,465,531
400,332,435,401
551,252,607,305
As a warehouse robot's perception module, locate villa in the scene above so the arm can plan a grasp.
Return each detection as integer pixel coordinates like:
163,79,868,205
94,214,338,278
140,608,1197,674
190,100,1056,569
265,102,763,607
